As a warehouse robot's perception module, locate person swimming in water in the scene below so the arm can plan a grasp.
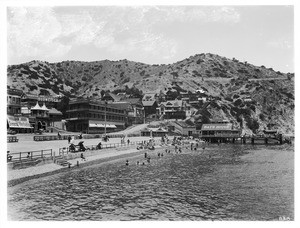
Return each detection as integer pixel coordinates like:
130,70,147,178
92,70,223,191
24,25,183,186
126,160,129,166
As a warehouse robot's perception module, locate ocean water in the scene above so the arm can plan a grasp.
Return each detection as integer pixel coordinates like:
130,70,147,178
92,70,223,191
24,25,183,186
7,144,294,221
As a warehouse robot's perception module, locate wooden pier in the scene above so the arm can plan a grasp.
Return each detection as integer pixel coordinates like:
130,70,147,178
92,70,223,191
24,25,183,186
200,133,286,145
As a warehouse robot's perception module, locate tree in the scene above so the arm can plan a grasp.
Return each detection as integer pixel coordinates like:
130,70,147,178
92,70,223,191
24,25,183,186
56,96,70,119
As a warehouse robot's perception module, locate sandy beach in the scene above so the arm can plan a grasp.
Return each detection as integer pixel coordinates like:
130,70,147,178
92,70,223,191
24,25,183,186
7,138,172,186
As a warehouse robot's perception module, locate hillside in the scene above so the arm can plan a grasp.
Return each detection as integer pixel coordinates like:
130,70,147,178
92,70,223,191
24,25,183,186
7,53,294,134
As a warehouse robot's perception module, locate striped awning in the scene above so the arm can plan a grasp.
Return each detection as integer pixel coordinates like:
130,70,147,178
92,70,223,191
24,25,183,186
89,123,105,128
88,120,117,128
107,124,117,128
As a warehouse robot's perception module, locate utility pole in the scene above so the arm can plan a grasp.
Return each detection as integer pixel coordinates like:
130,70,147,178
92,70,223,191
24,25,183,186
104,101,107,136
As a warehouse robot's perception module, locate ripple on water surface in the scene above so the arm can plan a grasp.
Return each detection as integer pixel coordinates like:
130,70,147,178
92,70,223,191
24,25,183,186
8,144,294,221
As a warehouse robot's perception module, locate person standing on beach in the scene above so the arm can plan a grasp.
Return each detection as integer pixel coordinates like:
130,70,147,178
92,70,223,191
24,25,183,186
71,136,75,144
68,135,71,144
127,139,130,145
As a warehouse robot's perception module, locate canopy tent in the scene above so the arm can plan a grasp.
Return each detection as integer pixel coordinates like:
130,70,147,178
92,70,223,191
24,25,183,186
7,116,33,128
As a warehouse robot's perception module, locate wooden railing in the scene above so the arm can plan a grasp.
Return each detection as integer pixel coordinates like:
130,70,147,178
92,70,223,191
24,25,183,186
7,149,53,162
58,139,159,155
200,134,241,138
34,135,80,141
34,133,142,141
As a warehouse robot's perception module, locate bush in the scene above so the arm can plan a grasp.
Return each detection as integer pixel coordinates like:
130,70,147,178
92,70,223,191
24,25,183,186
259,113,265,121
171,72,178,77
234,98,243,107
225,96,233,102
39,89,50,96
140,70,145,76
196,59,204,64
245,117,259,133
29,85,38,91
233,94,240,99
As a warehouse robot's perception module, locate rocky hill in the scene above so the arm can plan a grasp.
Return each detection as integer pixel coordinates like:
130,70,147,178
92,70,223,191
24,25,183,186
7,53,294,134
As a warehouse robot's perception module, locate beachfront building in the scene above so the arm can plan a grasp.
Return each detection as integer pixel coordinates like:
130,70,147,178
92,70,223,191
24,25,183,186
200,120,241,142
7,88,22,116
65,98,127,134
21,93,61,109
141,127,168,137
7,115,33,133
168,121,197,136
49,107,63,128
20,93,63,132
7,89,63,132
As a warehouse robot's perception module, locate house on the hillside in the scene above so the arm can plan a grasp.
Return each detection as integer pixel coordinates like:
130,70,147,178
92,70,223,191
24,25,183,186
165,88,179,100
142,93,157,101
101,93,122,102
157,100,186,120
112,98,144,124
185,103,198,118
142,100,158,118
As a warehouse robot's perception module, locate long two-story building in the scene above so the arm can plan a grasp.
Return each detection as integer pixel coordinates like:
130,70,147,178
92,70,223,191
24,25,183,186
65,98,127,134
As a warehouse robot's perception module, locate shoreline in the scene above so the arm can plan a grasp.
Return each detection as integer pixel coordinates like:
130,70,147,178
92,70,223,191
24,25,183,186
8,143,293,187
7,145,171,187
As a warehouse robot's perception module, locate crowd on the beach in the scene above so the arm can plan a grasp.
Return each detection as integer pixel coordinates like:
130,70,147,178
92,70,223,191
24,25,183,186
124,136,207,166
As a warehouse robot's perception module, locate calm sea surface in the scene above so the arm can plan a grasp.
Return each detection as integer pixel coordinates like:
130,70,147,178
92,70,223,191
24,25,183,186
7,144,294,221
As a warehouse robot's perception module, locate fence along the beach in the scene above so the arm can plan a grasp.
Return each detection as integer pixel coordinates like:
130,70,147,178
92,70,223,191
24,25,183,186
33,133,141,141
58,139,160,156
8,149,53,162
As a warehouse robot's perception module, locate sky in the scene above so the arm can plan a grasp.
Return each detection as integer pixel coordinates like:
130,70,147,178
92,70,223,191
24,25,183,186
6,5,294,73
